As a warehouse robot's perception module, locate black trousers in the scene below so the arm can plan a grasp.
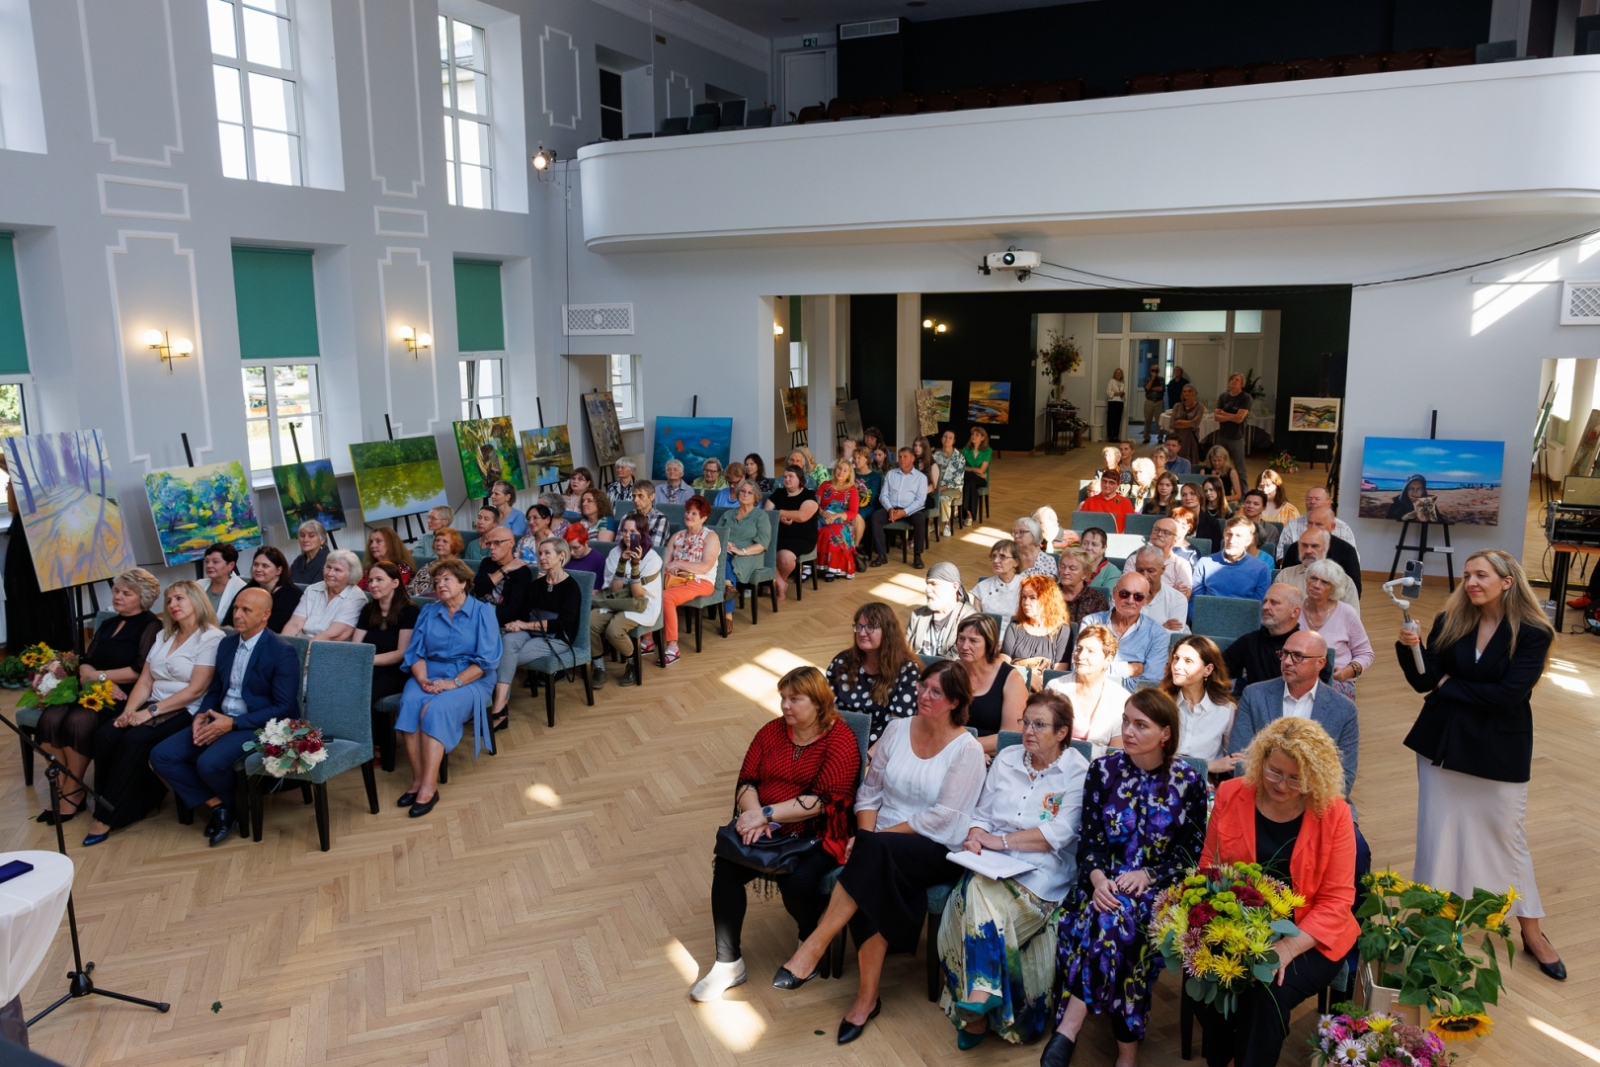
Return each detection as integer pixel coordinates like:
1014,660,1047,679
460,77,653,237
1105,400,1125,442
92,712,192,829
710,851,838,962
869,508,927,557
1197,948,1341,1067
839,830,957,952
962,475,987,519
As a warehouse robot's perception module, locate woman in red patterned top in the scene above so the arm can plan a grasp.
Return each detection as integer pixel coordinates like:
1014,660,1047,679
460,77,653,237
690,666,862,1002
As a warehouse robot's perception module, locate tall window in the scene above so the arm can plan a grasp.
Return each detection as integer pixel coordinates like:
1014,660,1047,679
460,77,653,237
460,358,504,420
599,68,623,141
210,0,304,185
440,15,492,209
609,354,640,427
0,382,28,439
243,363,323,472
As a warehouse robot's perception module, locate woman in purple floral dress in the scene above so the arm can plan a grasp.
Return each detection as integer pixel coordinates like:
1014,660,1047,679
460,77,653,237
1040,689,1208,1067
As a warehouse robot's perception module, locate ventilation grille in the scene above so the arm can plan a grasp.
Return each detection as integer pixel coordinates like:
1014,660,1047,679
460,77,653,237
563,303,634,335
839,19,900,39
1563,283,1600,325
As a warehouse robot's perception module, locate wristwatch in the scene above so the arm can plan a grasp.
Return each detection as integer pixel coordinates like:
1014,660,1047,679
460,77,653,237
761,805,773,819
97,672,107,683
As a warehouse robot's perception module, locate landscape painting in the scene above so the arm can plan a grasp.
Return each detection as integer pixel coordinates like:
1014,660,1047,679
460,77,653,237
521,425,574,487
2,429,136,592
584,391,626,467
782,387,808,433
1358,437,1504,526
921,380,953,422
145,460,262,566
652,416,732,480
272,459,346,532
1568,409,1600,477
349,437,449,522
453,416,524,499
1289,397,1341,433
968,381,1011,424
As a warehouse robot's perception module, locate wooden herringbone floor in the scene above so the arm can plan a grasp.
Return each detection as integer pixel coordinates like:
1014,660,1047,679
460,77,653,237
4,447,1597,1066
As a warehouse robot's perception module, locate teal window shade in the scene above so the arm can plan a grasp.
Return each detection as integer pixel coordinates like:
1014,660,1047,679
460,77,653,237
455,259,504,352
0,234,28,374
232,247,320,360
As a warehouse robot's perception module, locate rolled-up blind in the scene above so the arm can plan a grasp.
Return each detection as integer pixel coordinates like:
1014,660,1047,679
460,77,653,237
454,259,504,352
232,246,319,360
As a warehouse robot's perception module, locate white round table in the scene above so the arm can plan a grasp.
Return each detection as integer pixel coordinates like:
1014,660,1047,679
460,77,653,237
0,851,74,1004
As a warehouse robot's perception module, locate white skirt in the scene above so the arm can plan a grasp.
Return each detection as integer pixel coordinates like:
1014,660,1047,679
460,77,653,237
1413,754,1542,919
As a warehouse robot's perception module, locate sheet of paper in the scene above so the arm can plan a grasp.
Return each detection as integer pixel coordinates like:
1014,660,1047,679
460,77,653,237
945,849,1039,880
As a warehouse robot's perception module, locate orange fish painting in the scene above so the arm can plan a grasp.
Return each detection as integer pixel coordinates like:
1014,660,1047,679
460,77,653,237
652,416,732,481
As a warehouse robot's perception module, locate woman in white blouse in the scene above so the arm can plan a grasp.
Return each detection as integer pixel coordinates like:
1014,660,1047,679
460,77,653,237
970,539,1023,628
938,691,1088,1048
774,660,986,1045
1046,624,1128,754
1160,635,1238,774
1104,368,1127,444
282,549,366,641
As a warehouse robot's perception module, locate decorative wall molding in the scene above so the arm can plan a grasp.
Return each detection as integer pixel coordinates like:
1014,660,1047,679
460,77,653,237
539,27,581,130
376,248,440,437
97,175,190,220
375,206,429,237
359,0,426,198
77,0,184,167
104,231,212,472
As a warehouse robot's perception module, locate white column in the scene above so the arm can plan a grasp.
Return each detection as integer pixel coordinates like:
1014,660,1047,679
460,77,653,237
895,293,921,447
805,295,837,458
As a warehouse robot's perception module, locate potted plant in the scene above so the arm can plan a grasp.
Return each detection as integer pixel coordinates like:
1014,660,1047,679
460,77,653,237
1357,870,1516,1043
1038,331,1082,401
0,656,27,689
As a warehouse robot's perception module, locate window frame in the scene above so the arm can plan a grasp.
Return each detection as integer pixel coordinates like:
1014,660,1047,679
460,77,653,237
458,356,506,421
0,374,33,438
598,67,624,142
241,360,326,475
210,0,309,186
440,13,494,209
609,353,642,430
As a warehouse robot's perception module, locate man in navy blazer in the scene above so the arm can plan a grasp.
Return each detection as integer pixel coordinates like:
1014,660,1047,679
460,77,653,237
1226,630,1359,796
151,589,300,845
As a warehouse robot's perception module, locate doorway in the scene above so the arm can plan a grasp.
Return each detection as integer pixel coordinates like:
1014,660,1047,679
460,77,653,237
782,50,833,119
1132,338,1169,442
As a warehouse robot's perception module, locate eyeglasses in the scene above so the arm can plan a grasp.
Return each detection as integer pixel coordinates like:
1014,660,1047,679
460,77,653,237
1275,649,1322,665
1115,590,1148,603
1262,766,1305,791
853,623,882,633
1020,718,1056,733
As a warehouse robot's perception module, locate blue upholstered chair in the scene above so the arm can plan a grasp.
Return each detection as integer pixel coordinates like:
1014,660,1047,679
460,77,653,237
728,511,780,624
246,640,379,851
1191,594,1262,644
520,571,595,727
1123,512,1158,539
675,537,730,652
1070,511,1119,536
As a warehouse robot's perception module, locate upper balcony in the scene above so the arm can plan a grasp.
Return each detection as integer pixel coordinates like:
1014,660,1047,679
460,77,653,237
577,56,1600,252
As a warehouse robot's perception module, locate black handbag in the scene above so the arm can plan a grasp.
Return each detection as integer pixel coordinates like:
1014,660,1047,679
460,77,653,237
714,820,820,876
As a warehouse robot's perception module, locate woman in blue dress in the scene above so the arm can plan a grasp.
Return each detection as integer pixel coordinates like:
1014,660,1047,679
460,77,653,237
395,558,501,817
1040,688,1208,1067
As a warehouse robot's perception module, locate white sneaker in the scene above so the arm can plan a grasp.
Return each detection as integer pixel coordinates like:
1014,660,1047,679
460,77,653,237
691,958,747,1002
942,524,952,537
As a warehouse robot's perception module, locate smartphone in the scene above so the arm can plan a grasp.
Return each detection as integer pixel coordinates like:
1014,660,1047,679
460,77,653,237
0,860,34,886
1403,559,1426,594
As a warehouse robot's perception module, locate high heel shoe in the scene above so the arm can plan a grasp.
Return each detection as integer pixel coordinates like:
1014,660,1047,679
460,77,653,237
956,1026,988,1051
836,999,880,1044
1525,935,1568,981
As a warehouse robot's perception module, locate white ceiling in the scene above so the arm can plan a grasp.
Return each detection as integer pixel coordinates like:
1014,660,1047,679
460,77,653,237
681,0,1090,38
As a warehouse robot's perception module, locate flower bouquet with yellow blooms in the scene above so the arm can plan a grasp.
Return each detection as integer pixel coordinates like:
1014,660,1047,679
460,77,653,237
1309,1003,1455,1066
1150,861,1305,1017
1357,870,1516,1043
15,644,83,709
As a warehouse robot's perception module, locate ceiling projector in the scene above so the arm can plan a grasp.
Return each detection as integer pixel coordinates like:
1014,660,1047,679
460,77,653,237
980,249,1040,280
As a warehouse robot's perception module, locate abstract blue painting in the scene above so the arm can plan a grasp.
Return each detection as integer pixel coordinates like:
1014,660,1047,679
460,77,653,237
651,417,732,481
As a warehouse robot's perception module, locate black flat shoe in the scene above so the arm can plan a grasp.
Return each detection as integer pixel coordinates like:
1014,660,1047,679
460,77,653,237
770,965,816,990
836,999,880,1044
409,792,441,818
1526,937,1568,981
491,713,510,733
1039,1031,1076,1067
396,792,418,808
35,809,52,824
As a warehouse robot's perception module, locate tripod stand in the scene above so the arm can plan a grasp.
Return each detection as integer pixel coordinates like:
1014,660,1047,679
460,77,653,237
0,711,170,1024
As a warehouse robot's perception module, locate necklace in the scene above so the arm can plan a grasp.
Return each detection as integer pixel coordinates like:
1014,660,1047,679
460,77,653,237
1025,752,1049,780
789,726,821,760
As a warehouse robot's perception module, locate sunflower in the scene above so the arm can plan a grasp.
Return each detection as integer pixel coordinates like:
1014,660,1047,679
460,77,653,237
1486,886,1520,930
1437,900,1459,920
1429,1013,1492,1042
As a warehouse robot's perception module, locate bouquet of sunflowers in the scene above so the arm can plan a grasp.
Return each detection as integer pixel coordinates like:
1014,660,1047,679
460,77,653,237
1357,869,1516,1043
1150,862,1305,1017
1309,1003,1455,1066
15,644,85,709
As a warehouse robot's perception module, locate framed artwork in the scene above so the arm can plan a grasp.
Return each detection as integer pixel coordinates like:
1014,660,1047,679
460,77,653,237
521,425,574,487
2,429,136,592
921,380,953,422
781,387,808,433
968,381,1011,424
584,391,626,467
840,399,864,440
1358,437,1504,526
914,389,940,437
145,460,263,566
652,416,732,480
349,437,449,522
1288,397,1341,433
1569,409,1600,477
272,459,346,533
453,416,524,499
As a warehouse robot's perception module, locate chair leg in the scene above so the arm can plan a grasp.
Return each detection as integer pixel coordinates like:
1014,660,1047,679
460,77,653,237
374,711,396,773
250,778,265,842
313,782,331,852
793,568,803,602
177,803,194,826
361,762,379,815
811,561,819,589
582,663,594,706
657,629,667,667
1180,985,1194,1060
925,909,942,1002
300,781,314,805
719,609,729,638
545,672,556,728
19,734,33,787
769,581,778,614
439,752,449,784
235,770,252,839
694,607,703,654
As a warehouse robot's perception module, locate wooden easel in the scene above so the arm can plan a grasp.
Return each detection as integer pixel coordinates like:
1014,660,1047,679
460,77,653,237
286,421,337,549
1384,411,1454,592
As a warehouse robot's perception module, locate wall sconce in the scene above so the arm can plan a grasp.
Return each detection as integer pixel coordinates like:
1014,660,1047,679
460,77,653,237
773,323,784,336
398,325,432,358
922,318,949,336
143,329,193,373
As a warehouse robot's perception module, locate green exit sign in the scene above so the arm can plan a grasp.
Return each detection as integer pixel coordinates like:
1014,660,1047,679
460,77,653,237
803,36,819,47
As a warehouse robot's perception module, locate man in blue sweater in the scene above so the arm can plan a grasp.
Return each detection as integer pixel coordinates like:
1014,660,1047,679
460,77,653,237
1191,514,1272,604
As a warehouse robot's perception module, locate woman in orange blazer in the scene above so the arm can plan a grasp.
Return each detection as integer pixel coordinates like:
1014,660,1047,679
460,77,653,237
1196,717,1358,1067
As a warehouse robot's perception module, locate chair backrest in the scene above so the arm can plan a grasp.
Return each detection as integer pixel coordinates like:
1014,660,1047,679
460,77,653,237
984,612,1005,633
1123,513,1158,539
281,634,312,709
1070,739,1093,760
614,500,636,518
720,99,746,127
656,503,686,532
693,101,721,117
743,106,773,128
839,710,870,774
303,641,375,744
708,505,733,527
996,730,1022,753
1182,755,1211,778
658,116,689,135
1192,594,1263,643
1070,511,1118,535
568,569,595,658
1189,537,1212,556
687,112,719,133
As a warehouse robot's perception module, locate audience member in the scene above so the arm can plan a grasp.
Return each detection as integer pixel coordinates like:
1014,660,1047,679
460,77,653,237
909,437,937,504
1041,689,1208,1067
488,479,528,538
710,458,748,507
1078,526,1121,592
464,506,499,563
282,549,365,640
1168,507,1203,567
826,601,921,746
223,545,302,632
411,529,465,598
563,468,595,516
774,662,985,1047
1256,469,1299,523
1167,384,1206,466
1234,490,1279,555
1140,368,1167,444
932,430,966,537
200,543,247,621
962,427,993,524
786,447,826,491
576,488,617,544
1275,526,1329,595
1275,487,1354,562
1199,476,1231,538
628,482,670,547
1000,576,1074,683
1035,506,1070,552
1297,559,1372,699
1161,436,1193,474
148,588,299,847
1011,516,1057,579
815,459,860,580
1179,482,1222,548
1045,624,1127,752
1165,365,1191,409
907,562,978,660
850,448,882,549
1212,373,1253,479
659,496,722,663
1192,515,1272,602
1130,546,1187,633
562,521,609,585
539,492,571,538
691,666,862,1003
413,506,458,564
516,504,554,565
1205,444,1243,504
1128,457,1156,511
1079,471,1134,532
589,513,663,688
1104,367,1127,441
1160,635,1237,772
489,536,582,732
355,562,420,704
940,691,1087,1047
656,460,692,504
604,456,639,504
290,521,331,586
957,615,1027,752
766,465,819,599
363,527,415,587
870,448,930,568
1083,573,1168,690
1056,548,1109,620
718,479,772,622
1229,630,1358,795
692,457,728,495
1279,508,1363,597
1142,517,1194,596
743,453,776,496
971,539,1023,624
471,527,535,696
1091,445,1128,493
1223,584,1313,690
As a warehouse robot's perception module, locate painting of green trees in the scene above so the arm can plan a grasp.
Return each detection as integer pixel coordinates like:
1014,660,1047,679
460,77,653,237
144,460,263,566
453,416,524,499
272,458,346,532
349,436,449,521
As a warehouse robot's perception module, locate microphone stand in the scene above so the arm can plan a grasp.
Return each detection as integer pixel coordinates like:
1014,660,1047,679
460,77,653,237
0,711,171,1024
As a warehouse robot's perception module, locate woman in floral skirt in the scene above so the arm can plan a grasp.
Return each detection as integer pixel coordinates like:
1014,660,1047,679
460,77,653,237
815,459,860,580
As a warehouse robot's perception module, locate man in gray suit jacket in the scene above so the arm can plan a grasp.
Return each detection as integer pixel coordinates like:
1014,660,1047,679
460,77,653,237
1227,630,1359,796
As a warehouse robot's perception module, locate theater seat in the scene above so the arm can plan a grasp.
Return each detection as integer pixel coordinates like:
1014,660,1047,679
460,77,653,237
1384,48,1432,71
794,103,825,124
743,106,774,128
920,90,960,112
824,97,857,121
888,91,920,115
1430,46,1474,67
993,85,1031,107
1126,72,1169,94
1290,57,1340,79
1244,61,1288,83
1206,66,1247,87
953,86,995,109
1168,69,1207,91
1336,54,1383,75
855,95,889,117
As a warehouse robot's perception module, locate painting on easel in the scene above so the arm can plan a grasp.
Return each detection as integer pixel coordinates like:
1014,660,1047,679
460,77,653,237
2,429,136,592
145,460,263,566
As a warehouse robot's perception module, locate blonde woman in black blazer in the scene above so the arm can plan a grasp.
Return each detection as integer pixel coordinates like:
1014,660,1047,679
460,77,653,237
1397,549,1564,980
